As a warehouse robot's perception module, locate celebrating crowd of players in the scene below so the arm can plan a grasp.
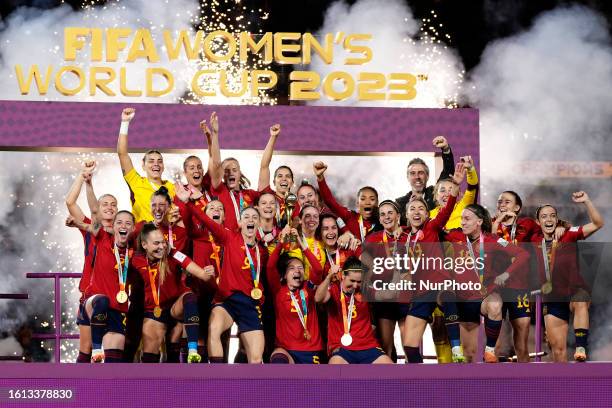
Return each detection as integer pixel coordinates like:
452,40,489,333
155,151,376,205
64,108,604,365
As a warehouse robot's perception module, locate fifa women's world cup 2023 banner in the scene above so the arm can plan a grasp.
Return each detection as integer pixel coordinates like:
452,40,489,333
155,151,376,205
14,28,427,101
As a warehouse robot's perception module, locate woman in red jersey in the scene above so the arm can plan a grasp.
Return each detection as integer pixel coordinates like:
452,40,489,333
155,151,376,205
133,223,215,363
187,187,267,363
313,161,380,243
315,257,393,364
65,160,118,363
84,211,136,363
266,228,325,364
401,163,465,363
318,214,361,276
444,204,529,363
255,192,282,250
532,191,603,362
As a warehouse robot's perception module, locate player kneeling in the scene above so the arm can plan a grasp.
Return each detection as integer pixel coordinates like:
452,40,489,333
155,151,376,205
315,257,393,364
135,223,215,363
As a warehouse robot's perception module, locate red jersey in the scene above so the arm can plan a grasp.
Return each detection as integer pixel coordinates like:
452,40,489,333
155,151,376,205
211,183,259,231
190,232,221,295
444,230,530,299
326,282,380,354
85,229,135,313
266,244,323,351
531,226,588,298
131,250,192,312
317,178,376,241
494,217,539,243
188,201,268,304
77,216,95,298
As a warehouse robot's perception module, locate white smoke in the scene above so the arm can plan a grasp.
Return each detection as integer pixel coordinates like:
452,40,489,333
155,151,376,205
0,0,199,102
307,0,465,108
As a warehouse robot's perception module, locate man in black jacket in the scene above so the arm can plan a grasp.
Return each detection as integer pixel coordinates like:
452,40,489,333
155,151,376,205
395,136,455,225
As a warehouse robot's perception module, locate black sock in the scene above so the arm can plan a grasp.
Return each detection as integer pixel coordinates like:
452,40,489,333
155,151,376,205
439,300,461,348
404,346,423,363
575,328,589,348
209,356,224,364
270,353,290,364
484,317,503,348
104,348,123,363
141,352,161,363
76,351,91,363
90,296,110,350
182,293,200,349
166,342,180,363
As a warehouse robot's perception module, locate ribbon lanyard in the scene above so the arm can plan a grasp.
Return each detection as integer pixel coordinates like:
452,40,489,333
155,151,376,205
230,190,244,222
542,239,556,282
244,237,261,289
325,249,340,267
147,262,161,309
275,197,282,224
113,244,129,291
466,234,485,283
382,232,398,258
406,231,420,257
510,223,517,243
290,289,308,330
340,289,355,336
358,215,366,242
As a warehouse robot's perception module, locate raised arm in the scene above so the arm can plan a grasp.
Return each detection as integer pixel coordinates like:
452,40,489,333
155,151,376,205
82,161,100,219
315,268,335,304
65,168,87,222
313,161,352,220
572,191,604,238
258,124,281,192
432,136,455,182
117,108,136,176
204,112,223,189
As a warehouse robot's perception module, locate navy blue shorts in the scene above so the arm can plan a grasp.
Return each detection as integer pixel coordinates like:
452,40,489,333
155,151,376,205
287,350,323,364
502,289,531,320
457,301,482,324
331,347,386,364
215,292,263,333
105,308,127,335
144,308,179,326
407,295,438,321
372,302,410,322
543,302,570,322
76,302,90,326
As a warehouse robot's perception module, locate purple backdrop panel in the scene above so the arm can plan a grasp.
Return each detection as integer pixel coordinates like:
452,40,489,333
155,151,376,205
1,364,611,408
0,100,478,156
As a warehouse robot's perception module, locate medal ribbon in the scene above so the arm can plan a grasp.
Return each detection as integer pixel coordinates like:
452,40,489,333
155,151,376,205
542,239,557,282
209,232,221,274
290,289,309,332
147,262,161,309
466,234,485,284
230,190,244,222
382,232,398,258
113,244,129,291
244,238,261,289
325,249,340,267
340,289,355,336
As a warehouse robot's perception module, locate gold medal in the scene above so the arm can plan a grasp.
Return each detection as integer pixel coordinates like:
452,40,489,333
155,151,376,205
304,330,311,341
153,306,162,318
541,281,553,295
116,290,128,304
251,288,263,300
341,333,353,347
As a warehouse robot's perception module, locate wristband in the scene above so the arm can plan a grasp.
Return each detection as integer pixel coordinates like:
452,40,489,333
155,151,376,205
120,121,130,135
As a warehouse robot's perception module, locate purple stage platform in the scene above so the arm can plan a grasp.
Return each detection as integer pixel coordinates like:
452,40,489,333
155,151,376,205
1,364,611,407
